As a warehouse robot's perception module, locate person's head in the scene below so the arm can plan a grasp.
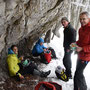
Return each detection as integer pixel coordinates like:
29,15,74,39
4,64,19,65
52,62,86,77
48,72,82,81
79,11,90,26
11,45,18,54
61,17,69,28
38,38,44,46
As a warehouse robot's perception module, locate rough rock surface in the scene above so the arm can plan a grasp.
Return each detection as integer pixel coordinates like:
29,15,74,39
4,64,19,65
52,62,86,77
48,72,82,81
0,75,45,90
0,0,90,89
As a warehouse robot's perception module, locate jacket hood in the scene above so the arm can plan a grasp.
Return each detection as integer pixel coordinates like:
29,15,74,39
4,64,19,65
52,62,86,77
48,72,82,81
37,38,44,45
8,48,14,54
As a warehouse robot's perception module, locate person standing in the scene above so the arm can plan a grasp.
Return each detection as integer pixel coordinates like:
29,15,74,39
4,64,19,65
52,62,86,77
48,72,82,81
74,12,90,90
61,17,76,79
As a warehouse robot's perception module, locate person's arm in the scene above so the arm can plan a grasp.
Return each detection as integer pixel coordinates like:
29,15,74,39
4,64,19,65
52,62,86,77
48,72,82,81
16,72,24,79
42,44,47,49
82,45,90,53
70,28,76,43
36,45,44,53
19,56,24,61
77,33,90,53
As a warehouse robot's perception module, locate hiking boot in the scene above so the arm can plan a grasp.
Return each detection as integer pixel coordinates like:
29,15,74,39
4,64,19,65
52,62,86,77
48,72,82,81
64,70,72,79
51,56,58,59
54,57,58,59
68,74,72,79
41,70,51,77
65,72,72,79
41,61,49,64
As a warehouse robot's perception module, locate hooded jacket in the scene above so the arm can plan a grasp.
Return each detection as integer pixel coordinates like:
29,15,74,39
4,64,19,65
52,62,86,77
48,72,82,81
32,38,47,54
76,22,90,61
7,48,21,77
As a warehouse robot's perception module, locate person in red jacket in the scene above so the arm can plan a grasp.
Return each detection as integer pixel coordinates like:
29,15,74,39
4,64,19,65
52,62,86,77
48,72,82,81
73,11,90,90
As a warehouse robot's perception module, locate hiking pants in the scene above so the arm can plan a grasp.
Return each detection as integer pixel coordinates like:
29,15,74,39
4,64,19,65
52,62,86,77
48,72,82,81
63,49,72,77
33,53,47,63
74,59,88,90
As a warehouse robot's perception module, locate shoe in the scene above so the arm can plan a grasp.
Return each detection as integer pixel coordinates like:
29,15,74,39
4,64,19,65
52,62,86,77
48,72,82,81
68,75,72,79
51,56,58,59
41,70,51,77
42,61,49,64
66,74,72,79
64,71,72,79
54,57,58,59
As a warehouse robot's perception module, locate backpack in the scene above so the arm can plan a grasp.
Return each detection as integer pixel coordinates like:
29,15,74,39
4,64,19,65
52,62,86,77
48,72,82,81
55,66,69,82
35,81,62,90
44,50,51,63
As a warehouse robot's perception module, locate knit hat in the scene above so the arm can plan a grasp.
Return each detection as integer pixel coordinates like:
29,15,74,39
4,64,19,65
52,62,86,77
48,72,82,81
61,17,69,22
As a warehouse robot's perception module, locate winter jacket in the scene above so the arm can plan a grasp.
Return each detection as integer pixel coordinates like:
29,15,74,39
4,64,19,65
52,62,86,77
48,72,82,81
76,22,90,61
32,38,47,54
7,49,21,77
63,23,76,49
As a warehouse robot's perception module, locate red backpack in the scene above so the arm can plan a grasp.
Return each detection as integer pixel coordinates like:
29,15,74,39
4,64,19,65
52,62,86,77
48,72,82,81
35,81,62,90
44,50,51,63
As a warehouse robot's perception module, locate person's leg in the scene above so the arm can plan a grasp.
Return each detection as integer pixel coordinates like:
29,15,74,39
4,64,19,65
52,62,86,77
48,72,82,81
33,53,48,64
40,53,48,64
18,65,34,75
33,69,51,77
33,69,41,76
33,53,40,57
74,59,88,90
63,49,72,78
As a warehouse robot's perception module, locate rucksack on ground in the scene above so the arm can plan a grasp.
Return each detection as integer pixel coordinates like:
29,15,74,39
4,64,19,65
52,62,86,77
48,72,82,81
35,81,62,90
55,66,69,82
44,50,51,63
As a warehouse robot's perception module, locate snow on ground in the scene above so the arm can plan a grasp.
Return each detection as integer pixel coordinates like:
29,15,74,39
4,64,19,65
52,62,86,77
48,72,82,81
39,28,90,90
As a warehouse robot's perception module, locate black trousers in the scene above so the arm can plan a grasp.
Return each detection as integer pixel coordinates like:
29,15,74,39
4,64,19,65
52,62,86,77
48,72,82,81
18,62,38,75
16,63,38,81
74,59,88,90
63,49,72,77
33,53,47,63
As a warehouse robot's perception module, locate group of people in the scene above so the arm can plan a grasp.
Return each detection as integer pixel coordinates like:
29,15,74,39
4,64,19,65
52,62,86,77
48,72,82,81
7,45,51,81
61,11,90,90
32,38,57,64
7,11,90,90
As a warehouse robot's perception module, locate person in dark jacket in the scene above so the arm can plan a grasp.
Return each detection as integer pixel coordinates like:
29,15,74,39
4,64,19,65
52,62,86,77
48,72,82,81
32,38,57,64
73,11,90,90
61,17,76,79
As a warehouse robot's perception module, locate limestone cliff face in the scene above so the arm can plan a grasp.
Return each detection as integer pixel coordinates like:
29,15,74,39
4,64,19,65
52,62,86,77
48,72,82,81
0,0,90,77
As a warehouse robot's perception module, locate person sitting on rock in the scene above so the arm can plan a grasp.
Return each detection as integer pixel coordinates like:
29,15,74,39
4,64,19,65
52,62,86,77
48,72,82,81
7,45,51,81
32,38,57,64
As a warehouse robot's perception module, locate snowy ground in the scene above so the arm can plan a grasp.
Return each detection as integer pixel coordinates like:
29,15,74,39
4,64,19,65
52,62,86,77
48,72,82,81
39,28,90,90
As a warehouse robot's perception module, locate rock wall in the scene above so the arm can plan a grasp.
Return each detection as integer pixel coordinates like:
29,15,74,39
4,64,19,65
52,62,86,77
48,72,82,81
0,0,90,78
70,0,90,30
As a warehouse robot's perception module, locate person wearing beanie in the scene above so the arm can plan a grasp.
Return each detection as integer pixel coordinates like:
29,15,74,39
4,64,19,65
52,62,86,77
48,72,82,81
61,17,76,79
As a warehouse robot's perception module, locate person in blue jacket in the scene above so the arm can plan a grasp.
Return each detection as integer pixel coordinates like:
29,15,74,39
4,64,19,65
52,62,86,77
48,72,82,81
32,38,47,55
32,38,57,64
